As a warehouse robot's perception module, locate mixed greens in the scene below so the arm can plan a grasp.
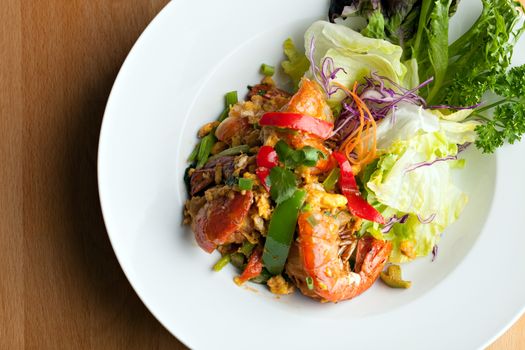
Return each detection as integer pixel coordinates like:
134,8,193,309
278,0,525,261
298,0,525,153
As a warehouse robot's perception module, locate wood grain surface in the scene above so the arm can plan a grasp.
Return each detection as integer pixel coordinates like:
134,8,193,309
0,1,523,349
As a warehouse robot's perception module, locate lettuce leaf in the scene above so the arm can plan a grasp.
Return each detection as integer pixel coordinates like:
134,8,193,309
361,105,477,262
375,102,479,150
304,21,407,103
281,38,310,89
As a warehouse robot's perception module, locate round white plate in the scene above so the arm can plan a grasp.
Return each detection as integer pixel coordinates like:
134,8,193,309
98,1,525,349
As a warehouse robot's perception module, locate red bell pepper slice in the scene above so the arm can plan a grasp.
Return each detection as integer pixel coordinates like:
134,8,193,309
332,151,385,224
256,145,279,168
237,249,263,284
259,112,334,140
255,145,279,192
256,167,271,192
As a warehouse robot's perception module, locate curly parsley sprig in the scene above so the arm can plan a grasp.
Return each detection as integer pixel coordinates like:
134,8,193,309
471,65,525,153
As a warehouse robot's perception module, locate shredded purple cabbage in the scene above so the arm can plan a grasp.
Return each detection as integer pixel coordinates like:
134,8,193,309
427,102,482,110
431,245,439,262
332,73,434,142
457,142,472,153
404,155,457,173
417,213,436,224
381,214,409,233
307,36,346,98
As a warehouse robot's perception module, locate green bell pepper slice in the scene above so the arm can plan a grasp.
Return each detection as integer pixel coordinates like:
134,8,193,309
262,189,306,275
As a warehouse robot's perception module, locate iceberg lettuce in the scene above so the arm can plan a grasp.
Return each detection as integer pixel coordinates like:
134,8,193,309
361,106,476,263
304,21,407,104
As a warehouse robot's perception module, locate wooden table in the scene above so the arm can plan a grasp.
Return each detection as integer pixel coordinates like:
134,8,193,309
1,1,523,349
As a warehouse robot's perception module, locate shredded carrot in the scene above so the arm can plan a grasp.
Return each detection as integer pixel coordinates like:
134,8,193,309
334,82,378,170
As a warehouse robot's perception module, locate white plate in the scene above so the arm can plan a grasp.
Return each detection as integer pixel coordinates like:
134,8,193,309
98,1,525,349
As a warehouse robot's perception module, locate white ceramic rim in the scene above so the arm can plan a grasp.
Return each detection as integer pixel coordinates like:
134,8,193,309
98,1,525,349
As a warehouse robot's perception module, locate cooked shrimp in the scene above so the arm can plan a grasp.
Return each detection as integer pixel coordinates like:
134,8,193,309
275,78,336,174
215,116,250,144
286,78,334,123
192,190,253,253
286,209,391,302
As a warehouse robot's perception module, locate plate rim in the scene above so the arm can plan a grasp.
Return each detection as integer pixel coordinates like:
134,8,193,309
97,1,525,349
97,2,194,348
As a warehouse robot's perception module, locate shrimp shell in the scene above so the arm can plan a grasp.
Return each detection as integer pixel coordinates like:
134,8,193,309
286,210,391,302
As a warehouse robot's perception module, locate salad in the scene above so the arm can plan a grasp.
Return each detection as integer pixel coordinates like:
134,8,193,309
183,0,525,302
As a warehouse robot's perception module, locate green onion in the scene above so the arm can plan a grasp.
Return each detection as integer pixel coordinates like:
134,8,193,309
213,255,231,272
217,91,238,122
218,107,229,122
260,63,275,76
188,143,200,162
239,241,256,257
306,215,318,227
196,133,217,168
225,91,238,107
322,168,340,191
238,178,254,191
230,253,246,270
250,268,272,284
301,203,312,212
207,145,250,162
194,90,239,164
306,276,314,290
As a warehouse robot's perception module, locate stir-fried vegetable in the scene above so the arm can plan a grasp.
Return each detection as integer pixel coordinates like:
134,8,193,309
262,189,306,275
256,145,279,168
238,178,254,191
268,167,297,204
196,133,216,168
260,63,275,76
256,167,271,192
380,265,412,288
333,152,384,223
208,145,250,161
274,140,327,168
236,249,263,284
322,168,340,191
213,254,231,272
239,241,256,257
260,112,334,139
185,1,525,299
